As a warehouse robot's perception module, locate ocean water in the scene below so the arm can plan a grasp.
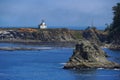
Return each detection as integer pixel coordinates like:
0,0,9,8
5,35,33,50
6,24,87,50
0,43,120,80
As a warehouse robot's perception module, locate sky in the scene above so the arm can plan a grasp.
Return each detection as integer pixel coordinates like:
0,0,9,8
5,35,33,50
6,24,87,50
0,0,120,28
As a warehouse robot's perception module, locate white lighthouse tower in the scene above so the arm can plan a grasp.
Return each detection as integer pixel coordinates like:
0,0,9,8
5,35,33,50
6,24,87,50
38,20,47,29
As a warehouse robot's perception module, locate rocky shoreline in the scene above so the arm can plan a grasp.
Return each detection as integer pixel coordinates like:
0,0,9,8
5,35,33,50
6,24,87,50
0,47,52,51
0,28,120,69
64,40,120,69
0,28,108,46
0,40,77,48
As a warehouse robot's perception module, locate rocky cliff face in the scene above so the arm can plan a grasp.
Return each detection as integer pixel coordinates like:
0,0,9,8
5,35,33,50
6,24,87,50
108,31,120,50
83,27,108,45
0,28,82,42
0,28,107,45
64,40,120,69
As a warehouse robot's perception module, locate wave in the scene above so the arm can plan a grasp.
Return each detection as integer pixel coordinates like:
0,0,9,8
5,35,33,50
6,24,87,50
97,68,104,70
114,68,120,70
35,47,53,50
59,63,66,65
97,68,120,70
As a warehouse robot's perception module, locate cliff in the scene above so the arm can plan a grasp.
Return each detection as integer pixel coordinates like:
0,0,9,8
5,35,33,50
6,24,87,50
0,28,82,42
0,28,107,45
64,40,120,69
107,27,120,50
83,27,108,45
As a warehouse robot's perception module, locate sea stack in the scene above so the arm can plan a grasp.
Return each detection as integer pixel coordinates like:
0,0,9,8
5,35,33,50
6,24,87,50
64,40,120,69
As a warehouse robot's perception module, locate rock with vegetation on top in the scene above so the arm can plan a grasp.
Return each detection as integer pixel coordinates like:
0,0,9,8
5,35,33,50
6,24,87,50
64,40,120,69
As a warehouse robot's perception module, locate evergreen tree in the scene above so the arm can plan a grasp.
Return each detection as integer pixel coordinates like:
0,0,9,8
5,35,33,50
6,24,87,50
110,3,120,34
106,3,120,43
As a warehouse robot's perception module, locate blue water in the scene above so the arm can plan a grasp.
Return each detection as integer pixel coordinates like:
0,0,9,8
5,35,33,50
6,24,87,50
0,43,120,80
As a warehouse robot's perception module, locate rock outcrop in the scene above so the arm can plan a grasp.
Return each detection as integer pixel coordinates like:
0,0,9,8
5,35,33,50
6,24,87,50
0,47,52,51
83,27,108,45
0,28,83,42
0,28,107,45
64,40,120,69
109,41,120,50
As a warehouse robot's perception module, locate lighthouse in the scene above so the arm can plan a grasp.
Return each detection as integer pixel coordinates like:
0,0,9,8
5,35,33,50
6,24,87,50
38,20,47,29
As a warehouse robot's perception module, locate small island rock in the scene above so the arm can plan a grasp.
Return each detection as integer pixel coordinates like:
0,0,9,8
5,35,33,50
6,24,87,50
64,40,120,69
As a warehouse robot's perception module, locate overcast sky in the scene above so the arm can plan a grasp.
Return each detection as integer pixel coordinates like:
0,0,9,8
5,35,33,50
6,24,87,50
0,0,119,28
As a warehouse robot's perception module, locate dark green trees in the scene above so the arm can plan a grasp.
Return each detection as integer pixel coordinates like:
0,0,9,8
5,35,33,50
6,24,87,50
110,3,120,34
106,3,120,43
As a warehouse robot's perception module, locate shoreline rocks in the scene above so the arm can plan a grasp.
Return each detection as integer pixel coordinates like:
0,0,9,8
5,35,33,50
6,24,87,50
109,42,120,50
64,40,120,69
0,47,52,51
0,28,107,46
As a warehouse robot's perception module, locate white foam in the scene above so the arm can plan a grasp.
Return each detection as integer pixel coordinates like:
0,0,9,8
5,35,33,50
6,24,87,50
97,68,120,70
97,68,104,70
114,68,120,70
36,47,53,50
59,63,66,65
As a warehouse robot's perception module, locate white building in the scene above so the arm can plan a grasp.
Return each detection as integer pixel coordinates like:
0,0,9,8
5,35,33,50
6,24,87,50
38,20,47,29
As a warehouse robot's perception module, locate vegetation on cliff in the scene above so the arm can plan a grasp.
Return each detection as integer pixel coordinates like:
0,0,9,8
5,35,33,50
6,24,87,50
106,3,120,40
110,3,120,33
106,3,120,50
